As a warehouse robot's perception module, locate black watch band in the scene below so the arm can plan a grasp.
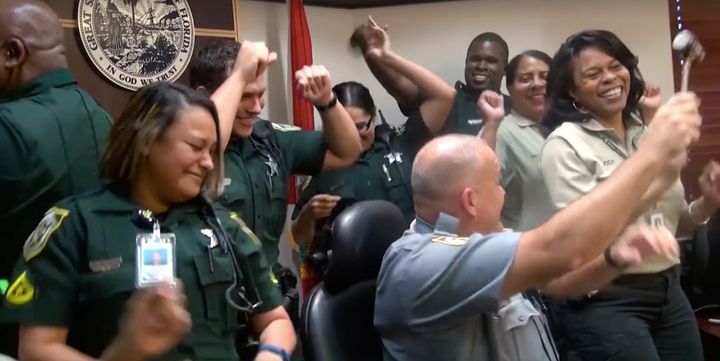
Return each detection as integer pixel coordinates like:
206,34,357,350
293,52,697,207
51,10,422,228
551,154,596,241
603,247,626,271
315,94,338,112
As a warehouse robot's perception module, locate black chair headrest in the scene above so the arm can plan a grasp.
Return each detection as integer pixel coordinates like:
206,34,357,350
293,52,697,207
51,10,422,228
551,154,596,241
323,200,406,293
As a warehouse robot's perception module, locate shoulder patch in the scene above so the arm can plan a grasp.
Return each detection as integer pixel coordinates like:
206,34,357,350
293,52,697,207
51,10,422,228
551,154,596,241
23,207,70,261
6,271,34,305
301,176,313,191
431,236,468,246
272,123,302,132
229,212,262,247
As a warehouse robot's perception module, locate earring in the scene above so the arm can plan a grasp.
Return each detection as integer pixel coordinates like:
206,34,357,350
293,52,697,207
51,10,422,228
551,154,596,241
572,100,587,113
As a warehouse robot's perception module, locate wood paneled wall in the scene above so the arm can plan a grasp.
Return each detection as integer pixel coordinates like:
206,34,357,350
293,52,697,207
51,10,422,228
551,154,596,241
668,0,720,199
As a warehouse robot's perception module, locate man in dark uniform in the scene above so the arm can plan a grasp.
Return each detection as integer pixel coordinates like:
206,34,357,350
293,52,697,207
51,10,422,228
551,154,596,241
189,41,360,360
352,25,511,136
0,0,112,357
289,18,466,291
189,40,361,277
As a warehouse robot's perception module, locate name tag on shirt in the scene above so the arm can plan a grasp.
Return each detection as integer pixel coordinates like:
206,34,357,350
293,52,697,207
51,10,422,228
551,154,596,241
89,257,123,273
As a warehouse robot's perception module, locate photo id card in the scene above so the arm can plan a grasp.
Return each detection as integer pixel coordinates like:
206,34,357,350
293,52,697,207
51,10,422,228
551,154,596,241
136,233,176,288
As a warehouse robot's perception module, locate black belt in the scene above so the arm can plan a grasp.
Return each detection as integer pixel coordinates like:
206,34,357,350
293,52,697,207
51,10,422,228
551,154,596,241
569,266,678,303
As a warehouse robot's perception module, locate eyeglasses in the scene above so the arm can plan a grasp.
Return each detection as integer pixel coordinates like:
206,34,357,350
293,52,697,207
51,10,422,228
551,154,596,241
355,116,374,133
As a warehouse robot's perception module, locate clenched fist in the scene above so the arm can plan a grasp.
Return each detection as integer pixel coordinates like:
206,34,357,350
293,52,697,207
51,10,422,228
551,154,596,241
295,65,335,107
115,282,191,359
643,92,701,159
478,90,505,124
232,41,278,84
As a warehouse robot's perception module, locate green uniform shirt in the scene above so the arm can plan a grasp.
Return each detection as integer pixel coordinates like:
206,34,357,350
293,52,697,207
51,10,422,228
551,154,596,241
220,119,327,267
439,82,512,136
0,69,112,279
0,186,282,361
293,113,432,226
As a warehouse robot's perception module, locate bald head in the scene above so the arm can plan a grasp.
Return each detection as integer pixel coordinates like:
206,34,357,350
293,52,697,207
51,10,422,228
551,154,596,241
0,0,66,95
412,134,495,206
412,134,504,233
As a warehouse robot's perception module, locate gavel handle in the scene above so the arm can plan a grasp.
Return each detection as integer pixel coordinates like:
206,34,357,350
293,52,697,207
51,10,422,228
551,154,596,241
681,60,693,92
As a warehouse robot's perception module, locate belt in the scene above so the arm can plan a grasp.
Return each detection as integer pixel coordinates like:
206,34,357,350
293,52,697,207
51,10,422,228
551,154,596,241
569,266,677,303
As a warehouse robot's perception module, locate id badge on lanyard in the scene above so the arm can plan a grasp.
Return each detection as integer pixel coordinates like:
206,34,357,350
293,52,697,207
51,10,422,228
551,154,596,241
650,213,665,228
136,220,177,288
598,133,665,228
597,132,628,160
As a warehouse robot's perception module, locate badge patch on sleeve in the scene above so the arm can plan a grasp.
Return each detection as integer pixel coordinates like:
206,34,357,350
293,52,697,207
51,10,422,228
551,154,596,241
431,236,468,246
229,212,263,247
6,271,35,305
23,207,70,261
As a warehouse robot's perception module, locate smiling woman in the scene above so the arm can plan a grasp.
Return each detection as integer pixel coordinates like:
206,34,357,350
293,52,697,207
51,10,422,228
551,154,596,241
538,30,710,361
0,82,296,361
490,49,554,232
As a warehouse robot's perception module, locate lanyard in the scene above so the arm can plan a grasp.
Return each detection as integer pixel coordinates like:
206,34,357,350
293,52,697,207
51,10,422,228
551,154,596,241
596,131,662,214
596,132,628,160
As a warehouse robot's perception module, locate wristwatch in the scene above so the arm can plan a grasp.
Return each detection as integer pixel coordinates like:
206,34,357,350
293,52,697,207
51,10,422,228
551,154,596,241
603,247,627,271
315,94,338,112
258,344,290,361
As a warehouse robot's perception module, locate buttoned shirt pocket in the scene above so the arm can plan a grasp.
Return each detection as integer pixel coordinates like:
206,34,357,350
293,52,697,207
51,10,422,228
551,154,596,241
489,294,557,361
74,265,137,356
266,176,288,235
193,250,237,335
80,265,135,303
379,157,407,190
221,180,250,215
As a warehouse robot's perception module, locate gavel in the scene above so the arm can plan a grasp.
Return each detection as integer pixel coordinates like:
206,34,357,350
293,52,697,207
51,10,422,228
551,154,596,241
672,30,706,91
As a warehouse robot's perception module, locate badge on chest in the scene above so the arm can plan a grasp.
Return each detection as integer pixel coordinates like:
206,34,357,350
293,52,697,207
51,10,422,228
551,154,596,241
384,152,404,164
134,210,176,288
265,155,280,188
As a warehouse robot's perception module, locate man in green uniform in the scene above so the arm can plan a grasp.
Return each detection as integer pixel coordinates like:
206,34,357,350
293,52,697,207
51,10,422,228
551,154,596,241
189,40,361,275
0,0,112,357
189,41,361,360
352,25,512,135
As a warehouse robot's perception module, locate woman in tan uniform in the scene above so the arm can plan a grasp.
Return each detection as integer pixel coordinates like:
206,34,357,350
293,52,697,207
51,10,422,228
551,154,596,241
540,30,720,361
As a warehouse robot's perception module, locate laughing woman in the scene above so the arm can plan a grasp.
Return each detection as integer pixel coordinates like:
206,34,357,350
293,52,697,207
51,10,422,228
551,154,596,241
540,30,720,361
0,82,295,361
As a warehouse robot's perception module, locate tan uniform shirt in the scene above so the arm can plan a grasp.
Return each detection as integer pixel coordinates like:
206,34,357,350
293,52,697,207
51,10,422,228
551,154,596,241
495,111,554,231
540,116,688,274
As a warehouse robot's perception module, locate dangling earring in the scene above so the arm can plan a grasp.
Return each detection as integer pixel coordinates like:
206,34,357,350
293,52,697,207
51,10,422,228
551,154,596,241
572,100,587,114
